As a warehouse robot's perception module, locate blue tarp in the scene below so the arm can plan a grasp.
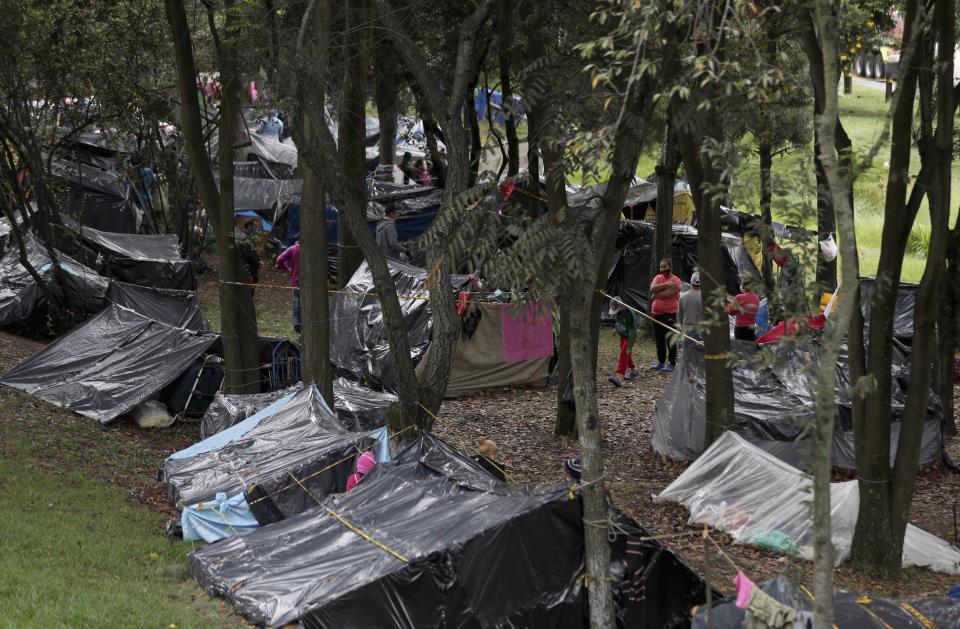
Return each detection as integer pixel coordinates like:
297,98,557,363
234,210,273,232
281,204,337,247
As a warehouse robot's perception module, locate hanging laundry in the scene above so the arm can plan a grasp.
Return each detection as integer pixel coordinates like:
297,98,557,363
501,301,554,364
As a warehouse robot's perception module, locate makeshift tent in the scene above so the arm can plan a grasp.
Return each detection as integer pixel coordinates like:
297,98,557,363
105,281,210,332
691,575,960,629
69,223,197,290
607,221,761,311
657,431,960,573
651,340,944,469
366,179,443,242
162,385,390,540
49,157,147,233
0,303,216,423
422,300,552,397
198,377,397,439
189,433,711,628
0,233,109,330
330,260,469,389
860,276,918,341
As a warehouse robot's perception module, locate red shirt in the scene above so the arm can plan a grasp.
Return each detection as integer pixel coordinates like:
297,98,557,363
650,273,682,315
729,292,760,327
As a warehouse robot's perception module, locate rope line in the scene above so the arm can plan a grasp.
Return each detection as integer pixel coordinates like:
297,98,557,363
597,290,704,347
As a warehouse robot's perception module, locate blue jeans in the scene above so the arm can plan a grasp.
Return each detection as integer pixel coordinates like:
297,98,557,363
292,287,301,332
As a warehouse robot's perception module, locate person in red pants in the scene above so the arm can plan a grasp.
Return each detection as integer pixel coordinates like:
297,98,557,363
608,300,639,387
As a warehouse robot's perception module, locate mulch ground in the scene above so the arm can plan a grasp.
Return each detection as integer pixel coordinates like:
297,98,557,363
2,259,959,602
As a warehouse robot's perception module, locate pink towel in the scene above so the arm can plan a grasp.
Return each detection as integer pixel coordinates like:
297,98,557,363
734,570,755,609
501,302,554,363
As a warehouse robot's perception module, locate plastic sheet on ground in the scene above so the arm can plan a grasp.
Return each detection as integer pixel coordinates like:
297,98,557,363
330,259,468,389
650,340,944,468
161,385,386,525
69,222,196,290
691,575,960,629
105,281,209,331
189,433,711,628
656,431,960,574
0,303,215,423
0,233,109,329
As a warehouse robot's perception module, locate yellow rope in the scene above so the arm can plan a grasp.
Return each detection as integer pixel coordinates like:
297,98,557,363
597,289,704,347
416,402,517,483
286,469,409,563
704,353,730,360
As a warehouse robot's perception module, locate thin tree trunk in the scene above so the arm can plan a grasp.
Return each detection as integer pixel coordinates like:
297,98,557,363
497,0,519,177
336,0,371,287
166,0,259,394
758,137,775,301
652,114,678,279
464,84,482,187
374,41,399,167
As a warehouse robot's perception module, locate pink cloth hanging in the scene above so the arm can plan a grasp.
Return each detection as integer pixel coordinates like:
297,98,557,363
501,302,554,363
249,80,259,102
734,570,755,609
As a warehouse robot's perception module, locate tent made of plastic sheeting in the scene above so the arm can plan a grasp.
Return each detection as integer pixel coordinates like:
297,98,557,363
105,281,210,332
691,575,960,629
860,276,918,341
199,378,397,439
0,304,216,423
366,180,443,242
162,385,391,524
246,129,298,168
650,341,944,469
331,259,469,389
420,300,552,398
49,157,147,234
657,432,960,574
607,221,761,312
0,233,109,330
69,223,196,290
217,173,303,210
189,433,712,628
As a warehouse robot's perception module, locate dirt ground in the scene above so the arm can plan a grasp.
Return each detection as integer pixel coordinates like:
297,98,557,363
2,257,959,603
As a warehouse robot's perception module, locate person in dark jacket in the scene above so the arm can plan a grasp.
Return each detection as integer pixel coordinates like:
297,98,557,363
376,207,408,260
399,152,416,184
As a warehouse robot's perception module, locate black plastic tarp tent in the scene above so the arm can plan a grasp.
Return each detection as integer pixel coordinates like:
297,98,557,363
162,385,377,524
860,277,918,341
0,303,216,423
50,157,146,234
105,281,210,332
607,221,761,311
189,433,710,628
0,233,109,329
331,259,469,388
651,340,944,468
70,223,196,290
691,575,960,628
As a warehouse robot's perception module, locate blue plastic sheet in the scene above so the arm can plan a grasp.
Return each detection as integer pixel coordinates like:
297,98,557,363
182,492,259,542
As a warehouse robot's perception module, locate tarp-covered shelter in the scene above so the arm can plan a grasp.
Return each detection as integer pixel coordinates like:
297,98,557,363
0,233,109,330
199,377,397,439
691,575,960,629
162,385,390,538
651,340,944,469
331,260,469,389
657,431,960,574
0,303,216,423
607,221,762,311
422,300,553,397
189,433,711,628
366,179,443,242
49,157,147,234
69,223,197,290
105,281,209,332
860,276,918,342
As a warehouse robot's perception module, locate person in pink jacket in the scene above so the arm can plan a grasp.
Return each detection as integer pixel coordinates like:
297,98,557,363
346,451,377,492
276,241,301,333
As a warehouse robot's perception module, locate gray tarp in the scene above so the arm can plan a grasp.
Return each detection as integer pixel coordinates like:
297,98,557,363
0,304,215,423
105,281,210,332
651,340,944,468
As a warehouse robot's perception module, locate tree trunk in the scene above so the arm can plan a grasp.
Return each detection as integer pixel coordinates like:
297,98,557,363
374,41,399,167
758,136,775,302
674,107,736,447
939,230,960,435
651,114,678,280
166,0,259,394
497,0,519,177
851,0,923,570
336,0,371,287
300,144,333,404
464,85,482,187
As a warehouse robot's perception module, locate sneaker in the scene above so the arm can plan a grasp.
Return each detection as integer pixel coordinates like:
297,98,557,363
660,364,675,373
648,363,664,371
625,369,638,380
608,375,623,388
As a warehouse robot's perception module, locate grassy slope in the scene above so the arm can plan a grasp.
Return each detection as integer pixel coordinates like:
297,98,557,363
0,384,243,628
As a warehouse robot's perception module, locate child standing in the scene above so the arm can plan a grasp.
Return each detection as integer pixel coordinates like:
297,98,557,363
276,240,301,334
608,299,639,387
